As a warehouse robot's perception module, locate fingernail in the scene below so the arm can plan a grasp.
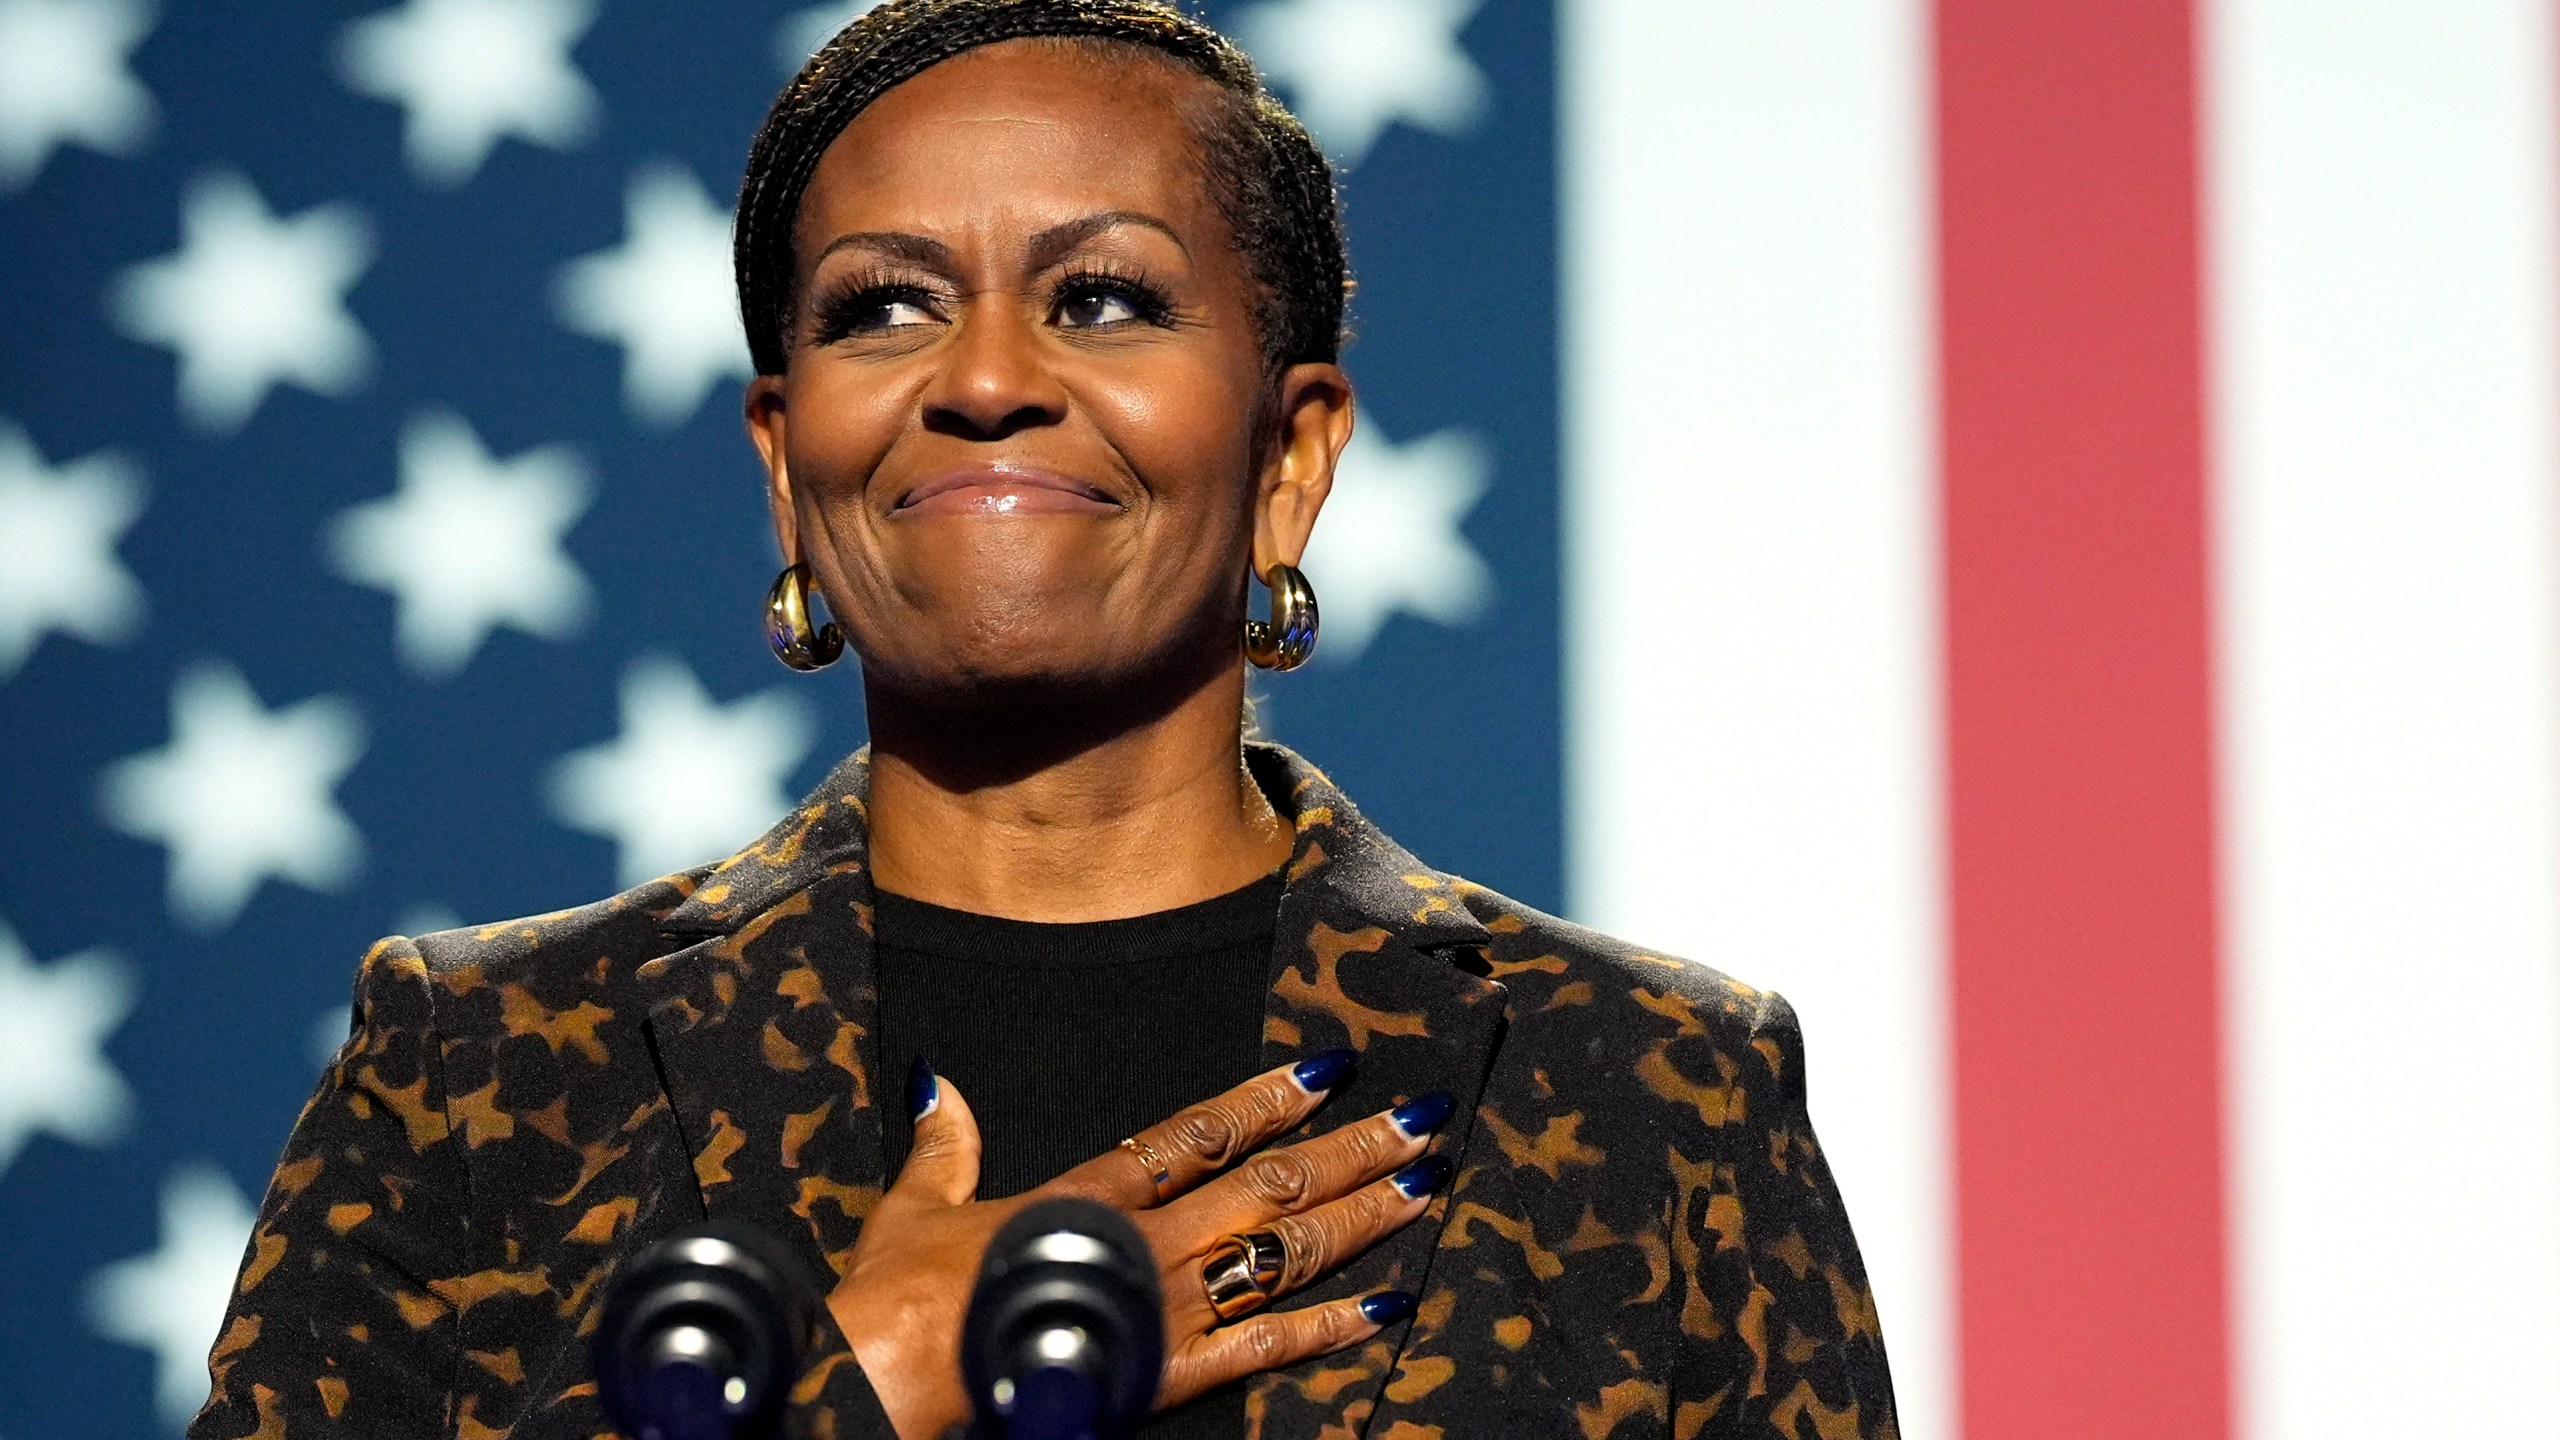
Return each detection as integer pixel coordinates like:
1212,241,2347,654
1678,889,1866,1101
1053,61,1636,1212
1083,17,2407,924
1391,1155,1453,1200
1359,1290,1419,1325
1291,1047,1357,1093
1389,1090,1455,1139
907,1056,939,1121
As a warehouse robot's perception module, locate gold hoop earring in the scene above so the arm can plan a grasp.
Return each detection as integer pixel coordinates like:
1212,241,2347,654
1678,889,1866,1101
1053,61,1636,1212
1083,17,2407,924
765,563,843,672
1244,563,1319,671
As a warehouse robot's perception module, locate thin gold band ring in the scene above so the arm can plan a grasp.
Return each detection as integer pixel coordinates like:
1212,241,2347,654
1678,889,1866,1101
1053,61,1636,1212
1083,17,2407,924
1118,1136,1173,1201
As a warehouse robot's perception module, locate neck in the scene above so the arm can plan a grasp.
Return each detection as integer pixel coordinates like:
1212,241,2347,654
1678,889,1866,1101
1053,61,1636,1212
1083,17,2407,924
861,663,1291,922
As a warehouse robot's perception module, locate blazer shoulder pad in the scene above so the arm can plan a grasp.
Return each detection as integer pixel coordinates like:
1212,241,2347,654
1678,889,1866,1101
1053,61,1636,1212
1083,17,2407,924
1454,880,1779,1041
404,869,710,980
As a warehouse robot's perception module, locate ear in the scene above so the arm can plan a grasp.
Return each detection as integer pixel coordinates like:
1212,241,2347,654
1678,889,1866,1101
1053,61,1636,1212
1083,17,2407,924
1252,363,1354,577
745,374,799,563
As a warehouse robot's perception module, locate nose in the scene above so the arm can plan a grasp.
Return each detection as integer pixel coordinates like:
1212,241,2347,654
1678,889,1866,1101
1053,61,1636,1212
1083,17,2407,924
920,302,1068,442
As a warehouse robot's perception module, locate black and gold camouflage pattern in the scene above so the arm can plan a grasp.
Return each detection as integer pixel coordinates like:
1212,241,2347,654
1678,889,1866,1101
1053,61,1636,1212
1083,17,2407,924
190,744,1896,1439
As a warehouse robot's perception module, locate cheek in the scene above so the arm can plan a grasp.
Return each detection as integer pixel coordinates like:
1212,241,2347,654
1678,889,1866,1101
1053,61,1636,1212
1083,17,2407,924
1080,351,1264,508
786,372,915,571
783,365,909,513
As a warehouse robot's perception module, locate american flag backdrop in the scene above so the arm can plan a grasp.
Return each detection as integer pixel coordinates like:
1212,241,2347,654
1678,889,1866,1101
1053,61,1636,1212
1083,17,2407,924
1,2,2555,1438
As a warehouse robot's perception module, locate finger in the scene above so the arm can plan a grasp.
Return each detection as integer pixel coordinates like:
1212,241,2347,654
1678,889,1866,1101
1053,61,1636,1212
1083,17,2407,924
1158,1291,1418,1410
1247,1154,1449,1300
888,1059,981,1208
1164,1092,1451,1246
1043,1049,1356,1209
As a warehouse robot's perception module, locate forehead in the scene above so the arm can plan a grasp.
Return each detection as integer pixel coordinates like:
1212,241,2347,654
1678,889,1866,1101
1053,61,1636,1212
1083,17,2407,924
797,39,1222,248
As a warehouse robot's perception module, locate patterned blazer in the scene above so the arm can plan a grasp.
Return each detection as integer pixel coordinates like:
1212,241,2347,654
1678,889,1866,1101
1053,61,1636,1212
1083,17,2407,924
191,744,1897,1440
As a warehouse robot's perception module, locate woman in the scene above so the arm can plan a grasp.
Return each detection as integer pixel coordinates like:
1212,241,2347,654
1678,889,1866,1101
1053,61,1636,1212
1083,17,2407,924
191,2,1896,1436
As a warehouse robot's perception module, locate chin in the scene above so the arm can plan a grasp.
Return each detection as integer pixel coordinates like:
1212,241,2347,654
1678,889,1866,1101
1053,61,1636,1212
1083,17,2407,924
862,628,1122,707
855,611,1230,721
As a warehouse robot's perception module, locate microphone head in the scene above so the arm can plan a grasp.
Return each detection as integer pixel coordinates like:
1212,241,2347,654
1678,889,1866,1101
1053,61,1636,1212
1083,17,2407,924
593,1222,815,1440
962,1198,1164,1438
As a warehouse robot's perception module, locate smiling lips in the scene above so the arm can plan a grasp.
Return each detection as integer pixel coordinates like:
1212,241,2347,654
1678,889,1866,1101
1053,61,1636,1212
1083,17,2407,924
896,466,1119,516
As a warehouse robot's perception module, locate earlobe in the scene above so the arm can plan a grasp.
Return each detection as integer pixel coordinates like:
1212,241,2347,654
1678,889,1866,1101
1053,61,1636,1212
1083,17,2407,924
769,481,800,568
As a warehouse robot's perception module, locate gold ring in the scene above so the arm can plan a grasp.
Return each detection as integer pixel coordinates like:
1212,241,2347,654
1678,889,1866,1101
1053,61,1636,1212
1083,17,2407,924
1118,1136,1172,1201
1200,1229,1287,1322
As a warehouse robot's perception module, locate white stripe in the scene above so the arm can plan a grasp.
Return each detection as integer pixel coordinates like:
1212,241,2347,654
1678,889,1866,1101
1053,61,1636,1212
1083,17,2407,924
2207,3,2560,1434
1560,4,1950,1435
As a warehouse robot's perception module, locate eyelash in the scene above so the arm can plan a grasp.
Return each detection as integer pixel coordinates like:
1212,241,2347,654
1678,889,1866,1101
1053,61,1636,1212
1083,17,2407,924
1052,263,1176,329
807,264,1177,345
809,271,941,346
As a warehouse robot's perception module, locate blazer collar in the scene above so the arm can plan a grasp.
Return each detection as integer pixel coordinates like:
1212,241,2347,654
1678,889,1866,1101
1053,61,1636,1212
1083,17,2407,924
655,747,874,938
635,744,1508,1436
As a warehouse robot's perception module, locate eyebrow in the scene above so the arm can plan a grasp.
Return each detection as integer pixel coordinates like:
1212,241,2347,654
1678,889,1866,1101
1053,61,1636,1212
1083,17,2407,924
810,210,1190,277
1026,210,1191,269
813,229,955,271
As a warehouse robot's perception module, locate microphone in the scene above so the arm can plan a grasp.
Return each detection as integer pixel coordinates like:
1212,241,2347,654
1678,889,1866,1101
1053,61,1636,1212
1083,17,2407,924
962,1198,1164,1440
593,1222,817,1440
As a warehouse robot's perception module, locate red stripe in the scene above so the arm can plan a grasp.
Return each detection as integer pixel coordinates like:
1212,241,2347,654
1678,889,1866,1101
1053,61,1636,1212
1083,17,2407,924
1935,3,2232,1436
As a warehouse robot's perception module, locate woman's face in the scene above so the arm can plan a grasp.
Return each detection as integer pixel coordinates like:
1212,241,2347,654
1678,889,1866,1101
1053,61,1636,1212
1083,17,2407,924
747,40,1349,709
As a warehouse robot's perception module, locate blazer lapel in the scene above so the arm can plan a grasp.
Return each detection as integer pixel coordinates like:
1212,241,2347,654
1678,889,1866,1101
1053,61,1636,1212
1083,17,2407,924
1244,746,1509,1439
635,752,888,1284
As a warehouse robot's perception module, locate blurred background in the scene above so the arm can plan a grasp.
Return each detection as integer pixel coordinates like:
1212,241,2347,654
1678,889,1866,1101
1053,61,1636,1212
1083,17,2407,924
1,1,2553,1437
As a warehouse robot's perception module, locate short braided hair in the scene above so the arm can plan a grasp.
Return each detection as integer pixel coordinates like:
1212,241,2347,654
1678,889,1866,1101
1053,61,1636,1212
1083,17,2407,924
735,0,1348,378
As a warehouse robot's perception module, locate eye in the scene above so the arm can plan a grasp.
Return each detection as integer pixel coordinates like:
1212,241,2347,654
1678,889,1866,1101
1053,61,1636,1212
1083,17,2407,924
1052,274,1170,330
859,293,939,328
1054,284,1143,329
812,282,943,344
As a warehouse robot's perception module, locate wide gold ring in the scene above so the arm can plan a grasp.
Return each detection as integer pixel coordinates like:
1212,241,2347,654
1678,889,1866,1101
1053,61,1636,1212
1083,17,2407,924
1118,1136,1173,1201
1200,1229,1287,1322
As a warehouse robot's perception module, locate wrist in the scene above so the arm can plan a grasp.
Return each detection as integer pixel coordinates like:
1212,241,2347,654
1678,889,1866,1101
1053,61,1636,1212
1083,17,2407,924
829,1285,966,1440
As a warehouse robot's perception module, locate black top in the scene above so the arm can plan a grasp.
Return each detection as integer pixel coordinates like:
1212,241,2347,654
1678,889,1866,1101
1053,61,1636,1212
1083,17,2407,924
874,871,1284,1439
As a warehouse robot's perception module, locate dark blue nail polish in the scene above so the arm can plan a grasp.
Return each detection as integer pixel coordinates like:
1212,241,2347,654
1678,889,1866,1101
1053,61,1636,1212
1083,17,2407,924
907,1056,939,1121
1389,1090,1455,1138
1391,1155,1453,1200
1359,1290,1419,1325
1291,1047,1357,1093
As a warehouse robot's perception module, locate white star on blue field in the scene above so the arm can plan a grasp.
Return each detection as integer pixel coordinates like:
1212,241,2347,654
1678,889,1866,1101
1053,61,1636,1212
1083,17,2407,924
109,172,375,432
1235,0,1490,166
548,655,816,888
1305,415,1495,660
554,163,757,426
337,0,601,186
328,410,595,679
0,420,147,678
0,919,135,1177
0,4,1552,1431
97,663,368,933
0,0,157,190
85,1165,257,1425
